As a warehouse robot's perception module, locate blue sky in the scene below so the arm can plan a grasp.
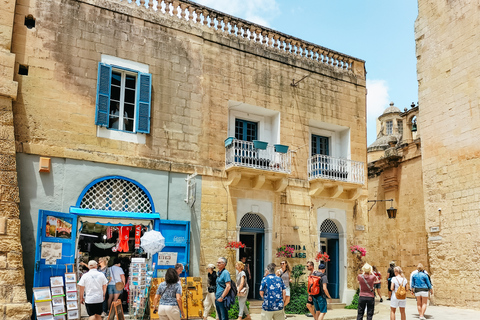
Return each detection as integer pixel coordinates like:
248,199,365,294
193,0,419,145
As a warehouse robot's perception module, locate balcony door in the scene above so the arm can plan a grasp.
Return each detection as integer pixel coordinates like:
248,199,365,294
235,118,258,141
311,134,330,156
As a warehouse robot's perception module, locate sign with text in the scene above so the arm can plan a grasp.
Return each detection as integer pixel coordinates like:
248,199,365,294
157,252,178,266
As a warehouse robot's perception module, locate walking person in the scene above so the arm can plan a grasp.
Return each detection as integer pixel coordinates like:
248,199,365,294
390,266,408,320
372,265,383,302
311,263,332,320
215,257,231,320
236,261,251,320
279,260,292,307
107,258,125,311
305,261,316,317
98,257,111,316
259,263,286,320
357,263,379,320
386,261,395,301
411,264,433,320
78,260,108,320
153,268,186,320
203,264,219,320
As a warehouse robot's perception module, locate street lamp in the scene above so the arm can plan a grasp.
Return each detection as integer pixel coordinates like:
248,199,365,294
368,199,397,219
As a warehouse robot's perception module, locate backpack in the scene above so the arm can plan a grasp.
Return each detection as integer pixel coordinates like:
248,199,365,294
308,273,323,296
223,279,237,310
395,276,407,299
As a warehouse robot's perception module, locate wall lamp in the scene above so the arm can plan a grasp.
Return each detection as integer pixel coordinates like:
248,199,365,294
368,199,397,219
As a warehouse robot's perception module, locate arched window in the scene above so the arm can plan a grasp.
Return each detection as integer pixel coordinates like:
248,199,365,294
78,177,153,213
240,213,265,229
320,219,339,234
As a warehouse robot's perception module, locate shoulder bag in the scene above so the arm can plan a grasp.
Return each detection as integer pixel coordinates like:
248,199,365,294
111,267,125,291
361,274,373,292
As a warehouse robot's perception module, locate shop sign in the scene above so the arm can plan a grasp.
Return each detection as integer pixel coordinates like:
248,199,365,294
287,245,307,258
157,252,178,266
135,225,141,249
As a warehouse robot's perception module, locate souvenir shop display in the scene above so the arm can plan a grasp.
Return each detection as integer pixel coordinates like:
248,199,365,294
128,258,155,319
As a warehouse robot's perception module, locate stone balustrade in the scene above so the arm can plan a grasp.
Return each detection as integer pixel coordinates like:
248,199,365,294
118,0,365,76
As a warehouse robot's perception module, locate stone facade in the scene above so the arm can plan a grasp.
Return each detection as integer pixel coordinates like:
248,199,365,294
416,0,480,309
8,0,367,307
0,0,31,318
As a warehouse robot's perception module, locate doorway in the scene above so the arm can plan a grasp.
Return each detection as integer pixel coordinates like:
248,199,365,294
320,219,340,299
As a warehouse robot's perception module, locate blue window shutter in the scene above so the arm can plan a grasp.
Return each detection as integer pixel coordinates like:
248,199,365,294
136,72,152,134
95,63,112,127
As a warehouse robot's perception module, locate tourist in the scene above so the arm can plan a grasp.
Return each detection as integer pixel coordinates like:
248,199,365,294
259,263,286,320
153,268,185,320
98,257,111,315
215,257,231,320
236,261,251,320
305,261,316,317
311,263,332,320
107,258,125,311
386,261,395,300
78,260,108,320
372,265,383,302
240,256,251,284
357,263,378,320
279,260,292,307
203,264,219,320
390,266,407,320
411,264,432,320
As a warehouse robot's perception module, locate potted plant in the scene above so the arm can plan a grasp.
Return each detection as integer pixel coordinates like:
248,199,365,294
224,137,235,148
315,252,330,262
350,245,366,258
276,245,295,258
274,144,289,153
253,140,268,150
225,241,246,249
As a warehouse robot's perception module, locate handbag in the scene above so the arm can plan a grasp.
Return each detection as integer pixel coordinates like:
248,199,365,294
111,267,124,291
238,288,247,297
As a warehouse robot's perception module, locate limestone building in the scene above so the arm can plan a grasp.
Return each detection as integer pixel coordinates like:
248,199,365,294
416,0,480,308
2,0,368,314
367,102,428,296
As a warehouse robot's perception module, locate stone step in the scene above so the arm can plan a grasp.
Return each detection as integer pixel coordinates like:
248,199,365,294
328,303,347,310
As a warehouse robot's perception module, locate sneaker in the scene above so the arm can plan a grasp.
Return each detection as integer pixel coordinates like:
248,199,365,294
380,298,383,302
387,298,391,301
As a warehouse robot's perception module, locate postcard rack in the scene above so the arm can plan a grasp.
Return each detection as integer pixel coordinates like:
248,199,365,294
128,258,154,319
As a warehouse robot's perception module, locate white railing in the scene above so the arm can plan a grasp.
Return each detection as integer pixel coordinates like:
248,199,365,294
308,154,365,184
225,139,292,174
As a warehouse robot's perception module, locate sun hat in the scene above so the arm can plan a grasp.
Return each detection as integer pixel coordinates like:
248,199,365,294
362,263,372,274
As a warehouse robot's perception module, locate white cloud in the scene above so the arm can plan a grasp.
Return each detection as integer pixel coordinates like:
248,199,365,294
366,79,390,144
193,0,280,27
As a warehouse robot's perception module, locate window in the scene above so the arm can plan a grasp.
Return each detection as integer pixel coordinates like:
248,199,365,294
95,62,152,134
312,134,330,156
235,118,258,141
397,120,403,135
386,120,393,135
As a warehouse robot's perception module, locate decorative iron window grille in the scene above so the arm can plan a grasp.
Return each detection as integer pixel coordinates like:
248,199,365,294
79,178,153,213
240,213,265,229
320,219,338,234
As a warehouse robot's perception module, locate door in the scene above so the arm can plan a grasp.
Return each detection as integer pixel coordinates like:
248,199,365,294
154,219,190,277
254,233,264,299
326,239,339,298
240,234,255,299
33,210,78,288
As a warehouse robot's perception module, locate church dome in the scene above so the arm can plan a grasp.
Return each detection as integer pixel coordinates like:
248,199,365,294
381,102,401,116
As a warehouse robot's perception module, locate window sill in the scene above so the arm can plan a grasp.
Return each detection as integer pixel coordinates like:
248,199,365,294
97,126,146,144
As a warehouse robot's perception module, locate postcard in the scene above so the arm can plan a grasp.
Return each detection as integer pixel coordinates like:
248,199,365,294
51,286,64,297
53,305,65,315
65,292,77,301
51,296,64,306
66,300,78,310
64,273,76,283
35,301,53,316
50,276,64,288
67,309,79,320
65,283,77,292
33,287,52,302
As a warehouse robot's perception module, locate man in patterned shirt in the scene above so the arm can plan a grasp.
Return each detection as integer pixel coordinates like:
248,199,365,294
259,263,286,320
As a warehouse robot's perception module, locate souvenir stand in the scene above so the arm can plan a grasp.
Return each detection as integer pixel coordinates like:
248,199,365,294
128,258,155,319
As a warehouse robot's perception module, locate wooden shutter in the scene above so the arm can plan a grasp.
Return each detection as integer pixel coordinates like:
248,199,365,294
136,72,152,134
95,63,112,127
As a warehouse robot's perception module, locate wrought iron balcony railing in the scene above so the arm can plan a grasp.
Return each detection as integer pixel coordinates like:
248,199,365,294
225,139,292,174
308,154,365,184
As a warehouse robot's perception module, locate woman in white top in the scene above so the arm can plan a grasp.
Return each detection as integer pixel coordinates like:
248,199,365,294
390,266,408,320
235,261,251,320
280,260,292,307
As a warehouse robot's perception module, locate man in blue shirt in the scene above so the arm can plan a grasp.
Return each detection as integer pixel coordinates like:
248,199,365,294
215,257,231,320
259,263,286,320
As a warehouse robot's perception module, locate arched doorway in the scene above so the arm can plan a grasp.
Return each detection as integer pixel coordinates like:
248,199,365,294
239,213,265,299
320,219,340,299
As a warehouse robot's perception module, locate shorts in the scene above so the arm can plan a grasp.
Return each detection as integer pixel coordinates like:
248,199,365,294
107,284,123,295
85,302,103,316
415,291,429,297
312,295,327,314
285,287,291,297
387,279,392,291
306,295,313,305
390,298,406,308
374,283,381,289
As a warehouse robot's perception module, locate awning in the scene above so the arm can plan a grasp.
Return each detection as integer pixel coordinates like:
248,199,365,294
79,216,153,227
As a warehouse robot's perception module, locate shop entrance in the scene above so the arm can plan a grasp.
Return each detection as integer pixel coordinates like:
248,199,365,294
239,213,265,300
320,219,340,299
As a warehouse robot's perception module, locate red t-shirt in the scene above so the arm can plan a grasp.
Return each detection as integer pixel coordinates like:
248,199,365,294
358,274,376,297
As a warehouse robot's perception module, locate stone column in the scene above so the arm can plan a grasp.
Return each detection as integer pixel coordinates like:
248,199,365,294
0,0,31,319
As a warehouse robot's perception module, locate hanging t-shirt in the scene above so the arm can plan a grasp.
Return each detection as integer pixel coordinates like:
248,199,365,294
118,226,132,252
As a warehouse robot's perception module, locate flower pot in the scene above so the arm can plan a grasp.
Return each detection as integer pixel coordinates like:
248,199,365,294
274,144,289,153
224,137,234,148
253,140,268,150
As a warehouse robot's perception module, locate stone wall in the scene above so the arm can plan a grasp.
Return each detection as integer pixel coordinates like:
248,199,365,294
416,0,480,308
0,0,31,318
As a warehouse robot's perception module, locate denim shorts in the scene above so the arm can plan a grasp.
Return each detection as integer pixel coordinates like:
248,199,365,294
312,295,327,314
107,284,123,295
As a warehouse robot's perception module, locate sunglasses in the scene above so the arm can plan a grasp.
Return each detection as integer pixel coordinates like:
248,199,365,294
281,262,285,265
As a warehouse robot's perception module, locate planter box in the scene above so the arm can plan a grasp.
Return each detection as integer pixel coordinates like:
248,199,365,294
224,137,234,148
253,140,268,150
274,144,289,153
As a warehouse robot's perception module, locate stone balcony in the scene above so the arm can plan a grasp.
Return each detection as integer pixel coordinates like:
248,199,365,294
308,154,365,200
224,139,291,192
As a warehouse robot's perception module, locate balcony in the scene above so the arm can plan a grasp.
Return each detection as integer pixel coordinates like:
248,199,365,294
224,139,291,192
308,154,365,199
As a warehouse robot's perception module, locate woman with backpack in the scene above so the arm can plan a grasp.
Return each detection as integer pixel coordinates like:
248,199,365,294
390,266,408,320
411,264,432,320
356,263,379,320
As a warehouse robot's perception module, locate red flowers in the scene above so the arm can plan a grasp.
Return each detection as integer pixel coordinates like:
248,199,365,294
276,245,295,258
225,241,245,249
315,252,331,262
350,245,366,256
